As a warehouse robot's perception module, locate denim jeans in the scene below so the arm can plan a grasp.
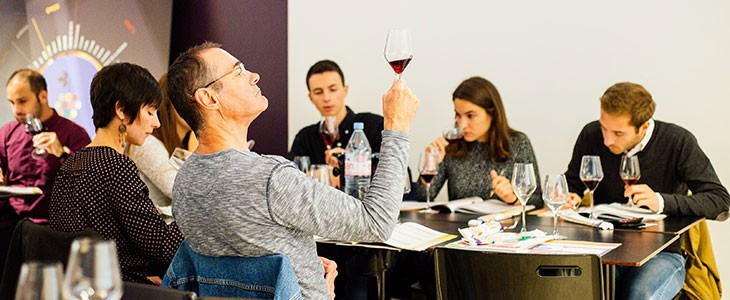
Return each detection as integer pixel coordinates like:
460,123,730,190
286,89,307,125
615,252,686,300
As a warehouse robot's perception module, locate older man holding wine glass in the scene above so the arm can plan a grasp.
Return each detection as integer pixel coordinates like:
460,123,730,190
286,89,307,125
564,82,729,299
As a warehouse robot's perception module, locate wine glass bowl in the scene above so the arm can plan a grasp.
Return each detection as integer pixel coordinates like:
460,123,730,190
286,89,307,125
63,238,123,300
318,116,338,149
15,262,64,300
620,155,641,206
384,29,414,79
511,163,537,232
24,113,48,160
543,174,569,238
293,156,311,175
579,155,604,218
419,147,440,214
442,125,463,143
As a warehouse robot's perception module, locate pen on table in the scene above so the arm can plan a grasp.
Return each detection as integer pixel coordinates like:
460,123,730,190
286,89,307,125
488,169,506,198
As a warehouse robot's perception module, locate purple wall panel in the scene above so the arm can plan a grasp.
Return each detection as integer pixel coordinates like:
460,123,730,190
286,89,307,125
169,0,288,155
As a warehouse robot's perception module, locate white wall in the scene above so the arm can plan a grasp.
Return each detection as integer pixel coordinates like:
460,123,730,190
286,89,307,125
289,1,730,295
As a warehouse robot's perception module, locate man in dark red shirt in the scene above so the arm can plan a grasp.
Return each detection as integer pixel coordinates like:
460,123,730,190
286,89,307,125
1,69,91,269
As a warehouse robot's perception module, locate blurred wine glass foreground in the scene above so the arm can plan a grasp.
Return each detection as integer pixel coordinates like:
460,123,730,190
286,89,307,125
14,262,63,300
63,239,123,300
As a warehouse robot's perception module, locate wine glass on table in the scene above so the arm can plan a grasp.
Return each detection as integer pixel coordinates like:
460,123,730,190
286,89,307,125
579,155,604,219
318,116,338,150
15,262,64,300
419,147,440,214
24,113,48,159
384,29,413,79
543,174,569,239
511,163,537,232
293,156,311,175
620,154,641,207
63,239,123,300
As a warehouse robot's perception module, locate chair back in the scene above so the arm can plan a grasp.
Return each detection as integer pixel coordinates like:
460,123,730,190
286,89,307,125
122,281,195,300
434,247,603,300
0,218,101,299
162,241,302,300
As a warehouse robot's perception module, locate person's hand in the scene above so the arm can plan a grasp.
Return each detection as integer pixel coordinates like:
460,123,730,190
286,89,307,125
382,79,419,132
490,170,518,204
324,147,345,169
428,137,449,162
146,276,162,286
0,168,5,185
564,192,582,209
319,256,338,299
625,184,660,212
32,132,64,157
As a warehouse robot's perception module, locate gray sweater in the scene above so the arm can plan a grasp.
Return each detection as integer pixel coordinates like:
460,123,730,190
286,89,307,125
172,130,410,299
416,132,543,207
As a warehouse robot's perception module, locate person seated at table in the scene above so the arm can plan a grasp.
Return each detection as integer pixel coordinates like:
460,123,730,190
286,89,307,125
289,60,384,165
166,42,419,299
0,69,91,271
128,74,198,220
564,82,730,299
416,76,542,207
49,63,184,284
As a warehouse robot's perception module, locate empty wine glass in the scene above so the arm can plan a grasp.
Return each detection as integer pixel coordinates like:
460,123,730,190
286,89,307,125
310,164,331,186
24,114,48,159
620,155,641,207
442,124,463,143
384,29,413,79
579,155,604,218
63,239,123,300
419,147,440,214
15,262,63,300
293,156,311,175
318,116,338,149
511,163,537,232
543,174,569,239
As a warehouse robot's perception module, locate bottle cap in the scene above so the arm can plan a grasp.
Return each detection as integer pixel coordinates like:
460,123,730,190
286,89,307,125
353,122,364,130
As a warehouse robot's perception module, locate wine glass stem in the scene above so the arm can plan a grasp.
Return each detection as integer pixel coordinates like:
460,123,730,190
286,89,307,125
520,202,527,233
395,73,401,80
589,191,595,219
553,214,559,236
426,183,431,209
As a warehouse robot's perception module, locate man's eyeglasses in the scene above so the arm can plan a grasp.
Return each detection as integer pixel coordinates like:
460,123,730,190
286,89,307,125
192,62,245,96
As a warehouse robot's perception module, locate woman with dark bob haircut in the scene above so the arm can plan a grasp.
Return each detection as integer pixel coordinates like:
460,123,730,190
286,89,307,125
415,76,542,207
49,62,184,284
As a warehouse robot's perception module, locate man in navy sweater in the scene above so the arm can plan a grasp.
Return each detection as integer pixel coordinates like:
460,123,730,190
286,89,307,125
565,82,729,300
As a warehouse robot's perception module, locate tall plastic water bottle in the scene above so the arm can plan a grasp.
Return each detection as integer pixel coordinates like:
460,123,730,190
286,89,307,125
345,122,372,199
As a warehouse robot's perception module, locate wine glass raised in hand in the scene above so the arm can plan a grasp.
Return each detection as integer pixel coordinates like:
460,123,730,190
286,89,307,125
442,124,463,143
620,155,641,207
24,113,48,159
384,29,413,79
579,155,604,218
63,239,123,300
419,147,440,214
512,163,537,232
543,174,569,239
318,116,338,150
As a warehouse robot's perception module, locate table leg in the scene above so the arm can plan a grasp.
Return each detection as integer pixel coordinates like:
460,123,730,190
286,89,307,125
602,264,615,300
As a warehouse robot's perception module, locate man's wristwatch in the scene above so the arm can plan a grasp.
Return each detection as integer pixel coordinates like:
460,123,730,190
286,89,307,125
59,146,71,159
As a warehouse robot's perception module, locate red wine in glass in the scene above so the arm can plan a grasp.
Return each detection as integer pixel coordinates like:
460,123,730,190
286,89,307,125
420,172,436,184
622,176,640,186
582,179,601,191
388,57,412,75
320,132,337,148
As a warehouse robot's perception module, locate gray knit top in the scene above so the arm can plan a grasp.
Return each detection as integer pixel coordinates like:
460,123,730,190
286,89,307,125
172,130,410,299
415,132,543,207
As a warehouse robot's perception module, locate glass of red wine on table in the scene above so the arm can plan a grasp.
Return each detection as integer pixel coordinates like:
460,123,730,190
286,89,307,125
419,147,440,214
384,29,413,79
579,155,604,219
620,154,641,207
318,116,338,150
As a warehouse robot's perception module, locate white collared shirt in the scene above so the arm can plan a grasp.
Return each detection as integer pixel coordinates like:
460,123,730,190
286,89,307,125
625,119,665,213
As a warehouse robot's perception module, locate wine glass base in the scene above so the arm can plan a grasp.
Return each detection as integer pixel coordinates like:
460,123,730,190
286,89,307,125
419,208,439,214
551,234,567,240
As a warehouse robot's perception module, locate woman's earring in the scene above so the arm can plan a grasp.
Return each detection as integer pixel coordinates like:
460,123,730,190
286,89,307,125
118,124,128,149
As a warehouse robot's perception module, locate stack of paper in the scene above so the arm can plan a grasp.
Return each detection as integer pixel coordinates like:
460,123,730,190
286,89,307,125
0,186,42,197
384,222,457,251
